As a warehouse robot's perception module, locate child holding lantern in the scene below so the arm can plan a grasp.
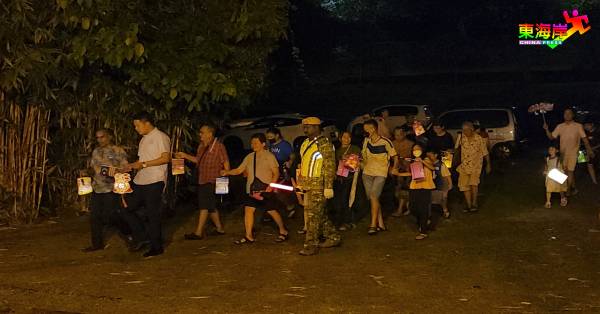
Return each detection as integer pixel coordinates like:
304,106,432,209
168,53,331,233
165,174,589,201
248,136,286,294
544,144,568,208
392,144,435,240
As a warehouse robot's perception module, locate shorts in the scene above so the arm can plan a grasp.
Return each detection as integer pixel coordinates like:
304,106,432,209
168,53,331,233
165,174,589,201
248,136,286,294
243,192,283,212
362,174,386,200
562,151,578,172
198,183,218,212
458,172,480,191
395,177,410,201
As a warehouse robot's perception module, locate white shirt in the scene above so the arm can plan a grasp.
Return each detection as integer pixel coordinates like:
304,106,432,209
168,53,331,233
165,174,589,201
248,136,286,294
134,128,171,185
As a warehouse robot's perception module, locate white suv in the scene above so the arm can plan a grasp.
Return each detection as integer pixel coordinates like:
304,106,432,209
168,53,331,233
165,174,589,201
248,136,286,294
437,108,519,157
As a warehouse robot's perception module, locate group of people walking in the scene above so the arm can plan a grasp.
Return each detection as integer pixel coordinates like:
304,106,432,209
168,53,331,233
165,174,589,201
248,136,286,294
82,107,599,258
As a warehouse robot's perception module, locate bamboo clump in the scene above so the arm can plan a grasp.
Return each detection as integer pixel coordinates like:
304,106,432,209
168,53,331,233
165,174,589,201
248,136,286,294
0,95,51,224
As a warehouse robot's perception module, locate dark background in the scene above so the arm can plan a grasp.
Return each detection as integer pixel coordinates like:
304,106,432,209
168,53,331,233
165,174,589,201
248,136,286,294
238,0,600,140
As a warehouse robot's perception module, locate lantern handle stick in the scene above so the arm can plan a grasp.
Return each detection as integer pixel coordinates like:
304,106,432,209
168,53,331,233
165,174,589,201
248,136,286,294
542,111,547,125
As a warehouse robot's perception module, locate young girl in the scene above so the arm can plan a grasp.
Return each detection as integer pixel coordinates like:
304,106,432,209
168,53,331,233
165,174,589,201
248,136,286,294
545,144,568,208
427,149,453,218
392,144,435,240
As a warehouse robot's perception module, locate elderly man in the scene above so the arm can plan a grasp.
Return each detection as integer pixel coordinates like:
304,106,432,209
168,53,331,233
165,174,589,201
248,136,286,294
82,128,129,252
543,108,595,195
176,124,229,240
297,117,340,256
455,121,491,212
121,112,171,258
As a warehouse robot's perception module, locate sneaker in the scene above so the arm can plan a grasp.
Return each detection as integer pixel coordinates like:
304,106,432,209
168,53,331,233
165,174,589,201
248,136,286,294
319,239,341,248
143,248,164,258
299,246,319,256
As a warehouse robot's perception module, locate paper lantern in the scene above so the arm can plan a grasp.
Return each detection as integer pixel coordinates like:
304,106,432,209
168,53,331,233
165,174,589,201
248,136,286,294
343,154,360,172
442,151,453,169
215,177,229,195
77,177,93,195
548,168,568,184
410,161,425,181
172,158,185,175
577,150,588,164
113,173,133,194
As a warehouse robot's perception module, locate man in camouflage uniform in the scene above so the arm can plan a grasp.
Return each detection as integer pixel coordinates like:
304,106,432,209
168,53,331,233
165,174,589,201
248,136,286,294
297,117,341,256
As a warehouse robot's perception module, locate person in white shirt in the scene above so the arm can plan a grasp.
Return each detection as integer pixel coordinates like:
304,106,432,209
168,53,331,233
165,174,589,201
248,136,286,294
122,112,171,258
543,108,595,195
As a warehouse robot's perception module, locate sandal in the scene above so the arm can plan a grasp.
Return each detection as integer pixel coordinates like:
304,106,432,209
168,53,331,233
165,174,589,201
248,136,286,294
376,227,387,232
275,233,289,243
234,237,255,245
368,227,378,235
297,229,307,234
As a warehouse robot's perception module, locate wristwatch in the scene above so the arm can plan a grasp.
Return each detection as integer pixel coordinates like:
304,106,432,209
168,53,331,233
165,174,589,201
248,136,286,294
142,162,147,168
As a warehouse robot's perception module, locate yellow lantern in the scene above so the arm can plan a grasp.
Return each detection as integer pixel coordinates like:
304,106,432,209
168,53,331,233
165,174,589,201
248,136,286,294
77,177,93,195
113,173,133,194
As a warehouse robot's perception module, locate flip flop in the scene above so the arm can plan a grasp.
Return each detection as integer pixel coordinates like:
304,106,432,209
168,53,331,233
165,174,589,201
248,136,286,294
275,233,289,243
234,237,255,245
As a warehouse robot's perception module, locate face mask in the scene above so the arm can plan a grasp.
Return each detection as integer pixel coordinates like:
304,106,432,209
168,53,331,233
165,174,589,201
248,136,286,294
413,150,423,158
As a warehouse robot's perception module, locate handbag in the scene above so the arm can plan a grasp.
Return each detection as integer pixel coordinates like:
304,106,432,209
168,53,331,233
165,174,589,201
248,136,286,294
250,152,269,193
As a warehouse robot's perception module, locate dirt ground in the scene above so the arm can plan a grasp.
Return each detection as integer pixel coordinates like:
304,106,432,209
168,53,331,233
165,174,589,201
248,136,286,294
1,149,600,314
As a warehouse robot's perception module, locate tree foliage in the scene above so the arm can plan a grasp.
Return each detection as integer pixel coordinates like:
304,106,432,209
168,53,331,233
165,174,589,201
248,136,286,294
0,0,288,220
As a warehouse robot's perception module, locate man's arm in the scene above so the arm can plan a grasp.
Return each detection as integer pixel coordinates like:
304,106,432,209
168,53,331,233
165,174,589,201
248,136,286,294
583,137,595,158
543,123,556,140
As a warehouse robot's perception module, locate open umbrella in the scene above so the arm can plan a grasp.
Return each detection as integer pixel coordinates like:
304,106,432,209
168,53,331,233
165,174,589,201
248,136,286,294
528,102,555,124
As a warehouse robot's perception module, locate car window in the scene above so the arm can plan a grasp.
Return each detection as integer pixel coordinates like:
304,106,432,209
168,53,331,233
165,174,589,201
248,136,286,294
440,110,510,129
374,106,419,117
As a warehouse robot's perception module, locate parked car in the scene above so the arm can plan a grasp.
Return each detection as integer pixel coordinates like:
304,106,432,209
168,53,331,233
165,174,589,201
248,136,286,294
437,107,520,158
347,105,432,138
222,113,339,160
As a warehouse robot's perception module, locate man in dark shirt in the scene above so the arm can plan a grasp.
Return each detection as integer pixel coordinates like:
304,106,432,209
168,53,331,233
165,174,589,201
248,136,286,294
428,121,455,152
266,127,296,215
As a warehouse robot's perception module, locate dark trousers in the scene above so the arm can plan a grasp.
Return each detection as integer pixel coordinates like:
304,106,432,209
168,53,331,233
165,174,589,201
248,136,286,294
90,192,121,248
333,176,354,226
121,182,165,251
409,189,432,234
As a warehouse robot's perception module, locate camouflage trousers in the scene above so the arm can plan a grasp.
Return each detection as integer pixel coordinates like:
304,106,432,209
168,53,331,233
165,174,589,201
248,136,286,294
304,190,341,247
